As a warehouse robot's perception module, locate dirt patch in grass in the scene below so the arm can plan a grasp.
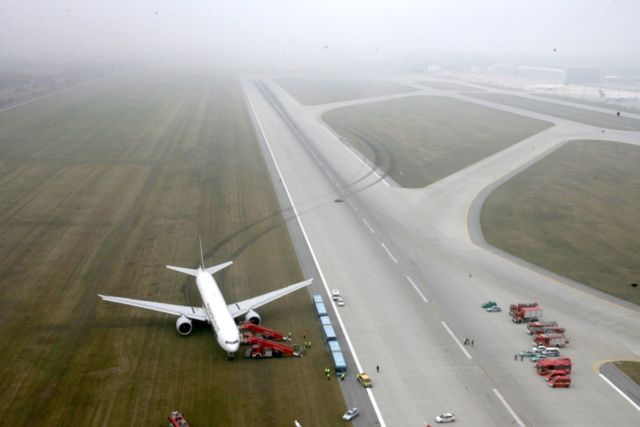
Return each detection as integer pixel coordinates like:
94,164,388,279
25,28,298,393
322,96,552,188
0,72,346,425
416,81,486,91
276,78,416,105
481,140,640,305
467,92,640,130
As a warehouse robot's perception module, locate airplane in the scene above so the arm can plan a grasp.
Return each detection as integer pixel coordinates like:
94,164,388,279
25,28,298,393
528,84,566,92
98,239,313,359
599,89,638,104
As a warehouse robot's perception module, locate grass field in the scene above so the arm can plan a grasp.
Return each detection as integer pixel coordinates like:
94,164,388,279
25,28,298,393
276,78,416,105
416,81,486,91
613,361,640,385
481,140,640,306
467,92,640,131
0,71,346,426
322,96,552,188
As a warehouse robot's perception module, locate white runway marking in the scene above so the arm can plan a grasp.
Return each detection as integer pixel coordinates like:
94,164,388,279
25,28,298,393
246,86,387,426
493,388,526,427
321,124,391,187
362,218,375,233
441,321,472,359
381,243,398,263
599,373,640,413
405,275,428,302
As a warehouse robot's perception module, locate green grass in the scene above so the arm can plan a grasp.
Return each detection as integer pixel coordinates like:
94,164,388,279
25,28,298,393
467,93,640,131
276,78,416,105
0,71,346,425
613,361,640,385
416,81,486,91
481,140,640,305
322,96,552,188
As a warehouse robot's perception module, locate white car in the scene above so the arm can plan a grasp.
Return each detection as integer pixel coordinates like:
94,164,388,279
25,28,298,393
342,407,360,421
336,297,345,307
332,289,341,301
435,413,456,423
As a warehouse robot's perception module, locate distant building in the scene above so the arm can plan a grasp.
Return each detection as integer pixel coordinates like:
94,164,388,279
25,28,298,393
516,66,565,84
490,64,601,85
492,63,516,76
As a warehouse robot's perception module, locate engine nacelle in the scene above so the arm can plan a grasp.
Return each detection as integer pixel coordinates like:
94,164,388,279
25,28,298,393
176,315,193,336
244,309,261,325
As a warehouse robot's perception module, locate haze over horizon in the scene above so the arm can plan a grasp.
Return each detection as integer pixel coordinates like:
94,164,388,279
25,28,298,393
2,0,639,70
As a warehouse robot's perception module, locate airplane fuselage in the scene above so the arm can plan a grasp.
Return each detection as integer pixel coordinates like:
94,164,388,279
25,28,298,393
195,269,240,353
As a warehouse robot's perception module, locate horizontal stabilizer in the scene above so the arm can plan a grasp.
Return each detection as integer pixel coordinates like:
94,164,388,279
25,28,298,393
205,260,233,275
166,265,199,276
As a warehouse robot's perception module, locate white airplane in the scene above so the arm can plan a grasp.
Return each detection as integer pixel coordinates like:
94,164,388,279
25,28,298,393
528,84,566,92
599,89,638,104
98,241,313,359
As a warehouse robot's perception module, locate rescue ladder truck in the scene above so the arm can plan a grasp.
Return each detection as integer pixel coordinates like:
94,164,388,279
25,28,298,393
239,322,289,341
242,334,299,358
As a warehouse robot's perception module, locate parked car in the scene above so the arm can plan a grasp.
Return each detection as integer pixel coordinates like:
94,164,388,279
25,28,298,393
435,413,456,423
336,297,345,307
486,306,501,312
518,351,537,358
530,354,548,362
342,407,360,421
481,301,497,309
332,289,341,301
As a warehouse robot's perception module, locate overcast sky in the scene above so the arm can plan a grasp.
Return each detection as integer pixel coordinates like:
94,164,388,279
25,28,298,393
1,0,639,67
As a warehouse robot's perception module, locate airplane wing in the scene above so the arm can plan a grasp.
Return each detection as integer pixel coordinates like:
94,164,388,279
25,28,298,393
98,294,208,322
227,278,313,319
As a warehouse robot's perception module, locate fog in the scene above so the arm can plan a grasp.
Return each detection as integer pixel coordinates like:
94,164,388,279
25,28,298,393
2,0,640,71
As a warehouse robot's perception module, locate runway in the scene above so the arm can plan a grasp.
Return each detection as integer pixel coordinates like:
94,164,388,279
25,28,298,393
243,75,640,426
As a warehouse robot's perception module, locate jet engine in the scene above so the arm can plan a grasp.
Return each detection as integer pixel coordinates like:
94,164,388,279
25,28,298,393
176,315,193,336
244,309,261,325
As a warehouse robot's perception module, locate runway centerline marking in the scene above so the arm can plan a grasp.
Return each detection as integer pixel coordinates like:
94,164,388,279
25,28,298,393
405,276,428,303
493,388,526,427
381,243,397,263
599,373,640,413
362,218,375,233
246,83,386,426
441,321,472,359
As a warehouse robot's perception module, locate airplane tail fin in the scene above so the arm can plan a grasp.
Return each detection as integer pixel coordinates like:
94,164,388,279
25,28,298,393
199,235,205,269
166,236,233,276
166,261,232,277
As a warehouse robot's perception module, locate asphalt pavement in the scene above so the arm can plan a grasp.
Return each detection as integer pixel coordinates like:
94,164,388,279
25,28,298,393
242,74,640,426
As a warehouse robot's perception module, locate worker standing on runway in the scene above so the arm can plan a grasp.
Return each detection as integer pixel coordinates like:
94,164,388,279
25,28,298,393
376,365,380,373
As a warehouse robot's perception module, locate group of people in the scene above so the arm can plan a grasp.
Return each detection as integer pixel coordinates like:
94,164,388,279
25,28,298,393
463,338,474,346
